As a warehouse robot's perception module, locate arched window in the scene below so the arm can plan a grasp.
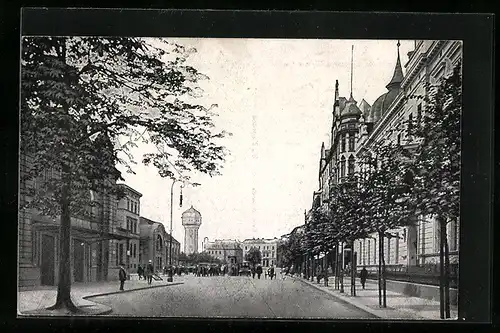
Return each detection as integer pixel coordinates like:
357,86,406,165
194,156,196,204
348,155,355,176
156,234,163,251
341,134,346,152
340,156,346,178
348,133,355,151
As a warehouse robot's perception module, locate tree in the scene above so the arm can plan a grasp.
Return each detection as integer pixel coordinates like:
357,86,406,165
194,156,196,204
358,142,414,307
245,247,262,268
409,62,462,319
21,37,229,313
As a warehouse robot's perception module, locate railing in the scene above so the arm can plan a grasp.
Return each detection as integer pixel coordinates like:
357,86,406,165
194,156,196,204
362,263,458,288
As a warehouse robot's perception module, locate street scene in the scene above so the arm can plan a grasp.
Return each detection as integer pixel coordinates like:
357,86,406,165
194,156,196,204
18,36,462,320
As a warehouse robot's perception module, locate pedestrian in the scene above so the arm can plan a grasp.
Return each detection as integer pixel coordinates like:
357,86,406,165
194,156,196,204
360,266,368,290
118,265,127,291
137,265,143,280
146,260,154,285
251,266,256,279
256,265,263,279
269,265,275,280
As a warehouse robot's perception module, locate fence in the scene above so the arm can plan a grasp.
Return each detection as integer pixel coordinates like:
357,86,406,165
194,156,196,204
363,263,458,288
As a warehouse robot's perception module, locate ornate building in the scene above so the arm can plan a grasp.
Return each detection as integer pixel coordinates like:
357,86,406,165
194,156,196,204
312,40,462,274
181,205,202,255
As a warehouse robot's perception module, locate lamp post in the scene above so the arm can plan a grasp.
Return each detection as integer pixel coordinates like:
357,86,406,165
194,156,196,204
167,179,179,282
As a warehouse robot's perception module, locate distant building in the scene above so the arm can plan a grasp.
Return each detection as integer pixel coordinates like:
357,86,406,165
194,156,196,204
241,238,279,267
202,239,243,265
139,216,181,272
181,206,202,255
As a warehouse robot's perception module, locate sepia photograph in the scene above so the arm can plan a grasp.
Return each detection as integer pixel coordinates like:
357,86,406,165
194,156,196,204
17,31,464,320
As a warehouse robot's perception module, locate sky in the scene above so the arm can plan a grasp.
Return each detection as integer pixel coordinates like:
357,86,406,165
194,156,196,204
115,38,415,251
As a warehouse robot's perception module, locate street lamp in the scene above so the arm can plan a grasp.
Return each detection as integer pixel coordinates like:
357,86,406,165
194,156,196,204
167,178,180,282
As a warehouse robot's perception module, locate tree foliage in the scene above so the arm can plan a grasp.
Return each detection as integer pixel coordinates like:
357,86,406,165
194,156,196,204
20,36,229,312
245,246,262,267
21,36,230,217
410,62,462,222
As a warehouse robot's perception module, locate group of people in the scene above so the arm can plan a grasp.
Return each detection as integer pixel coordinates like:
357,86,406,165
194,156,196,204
118,260,155,291
195,264,227,277
251,265,275,280
282,265,370,289
136,260,155,284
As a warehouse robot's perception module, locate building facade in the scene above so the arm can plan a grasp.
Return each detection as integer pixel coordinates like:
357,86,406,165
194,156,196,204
139,216,180,272
181,206,202,255
311,40,462,274
18,153,129,287
114,184,142,274
353,40,462,270
202,239,243,264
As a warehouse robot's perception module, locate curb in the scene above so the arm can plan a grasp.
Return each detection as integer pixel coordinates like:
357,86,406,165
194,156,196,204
83,282,184,300
19,282,184,316
291,276,383,319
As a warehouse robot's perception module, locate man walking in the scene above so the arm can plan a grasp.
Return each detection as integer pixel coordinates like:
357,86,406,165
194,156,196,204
359,266,368,290
119,265,127,291
256,264,263,279
147,260,154,285
269,265,275,280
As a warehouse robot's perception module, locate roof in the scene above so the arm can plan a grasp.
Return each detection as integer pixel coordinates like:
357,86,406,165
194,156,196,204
386,48,404,90
358,99,372,120
182,205,201,216
367,44,403,123
340,95,362,118
117,183,143,197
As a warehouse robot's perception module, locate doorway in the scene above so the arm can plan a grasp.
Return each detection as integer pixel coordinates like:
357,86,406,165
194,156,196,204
73,240,85,282
41,234,55,286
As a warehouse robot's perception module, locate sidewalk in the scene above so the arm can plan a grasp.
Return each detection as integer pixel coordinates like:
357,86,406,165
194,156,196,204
293,275,458,320
18,274,184,316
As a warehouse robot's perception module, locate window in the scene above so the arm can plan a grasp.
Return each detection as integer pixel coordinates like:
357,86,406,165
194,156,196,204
156,235,162,251
407,113,413,136
341,134,346,152
348,133,355,151
367,240,371,265
395,233,399,264
133,243,137,258
387,237,391,264
119,243,124,265
417,104,422,127
116,243,119,266
348,156,355,176
434,220,441,253
245,246,247,250
340,156,346,178
127,199,130,211
397,133,401,145
272,246,275,250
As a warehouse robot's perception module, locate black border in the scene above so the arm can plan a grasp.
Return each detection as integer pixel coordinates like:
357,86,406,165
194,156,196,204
2,7,495,332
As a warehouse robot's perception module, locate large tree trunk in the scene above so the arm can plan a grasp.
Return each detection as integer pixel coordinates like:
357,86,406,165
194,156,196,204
47,163,79,313
340,242,344,293
351,240,356,296
378,233,382,307
444,228,451,318
381,234,387,308
439,218,445,319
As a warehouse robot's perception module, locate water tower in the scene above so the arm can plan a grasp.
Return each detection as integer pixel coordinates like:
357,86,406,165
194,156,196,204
181,205,202,254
